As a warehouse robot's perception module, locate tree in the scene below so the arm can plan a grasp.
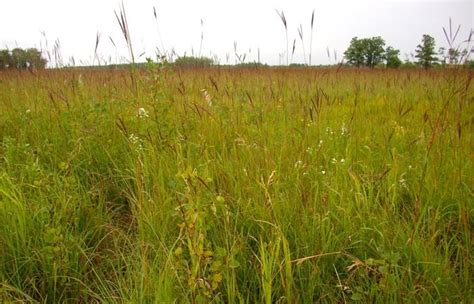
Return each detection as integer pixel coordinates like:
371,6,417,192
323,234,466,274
344,36,386,68
365,36,386,67
11,48,28,69
0,48,47,70
447,48,461,64
0,49,12,69
344,37,366,67
415,34,437,69
385,47,402,68
25,48,47,69
438,47,447,65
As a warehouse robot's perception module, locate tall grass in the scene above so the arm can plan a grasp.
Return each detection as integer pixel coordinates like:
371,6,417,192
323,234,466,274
0,66,472,303
276,10,289,66
309,10,315,66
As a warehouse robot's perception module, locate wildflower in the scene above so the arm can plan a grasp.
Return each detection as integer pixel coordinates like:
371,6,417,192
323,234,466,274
306,147,314,155
399,174,408,188
137,107,149,118
331,158,337,164
341,124,348,136
318,140,323,148
128,133,139,144
392,120,406,136
128,134,143,152
25,109,31,114
340,158,345,164
336,284,351,294
321,170,326,175
294,160,303,168
399,179,407,188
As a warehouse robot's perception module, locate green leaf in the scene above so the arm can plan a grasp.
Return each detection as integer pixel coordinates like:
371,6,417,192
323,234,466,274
229,258,240,269
215,246,226,257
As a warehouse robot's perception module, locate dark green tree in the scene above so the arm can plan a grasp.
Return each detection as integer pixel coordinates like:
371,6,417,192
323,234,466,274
438,47,447,65
344,36,386,68
447,48,461,64
415,34,438,69
11,48,28,69
0,48,47,70
365,36,386,67
344,37,365,67
0,49,12,69
385,46,402,68
25,48,47,69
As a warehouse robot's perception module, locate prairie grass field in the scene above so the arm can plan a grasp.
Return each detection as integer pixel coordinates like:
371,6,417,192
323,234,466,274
0,66,472,302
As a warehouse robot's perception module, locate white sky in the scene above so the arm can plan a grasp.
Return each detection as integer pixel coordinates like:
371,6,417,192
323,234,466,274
1,0,472,66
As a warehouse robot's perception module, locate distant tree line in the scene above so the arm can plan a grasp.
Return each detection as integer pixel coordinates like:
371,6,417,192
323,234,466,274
173,35,471,70
344,34,472,69
2,37,469,71
173,56,214,67
0,48,47,70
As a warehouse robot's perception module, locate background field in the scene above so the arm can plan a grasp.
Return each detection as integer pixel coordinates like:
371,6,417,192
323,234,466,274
0,66,472,303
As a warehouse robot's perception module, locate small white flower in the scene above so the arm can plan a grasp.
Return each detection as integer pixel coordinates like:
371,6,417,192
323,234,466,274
306,147,314,155
321,170,326,175
318,140,323,148
331,158,337,164
340,158,345,164
341,124,348,136
408,165,413,170
137,107,149,118
128,133,139,144
25,109,31,114
294,160,303,168
399,174,408,188
399,179,407,188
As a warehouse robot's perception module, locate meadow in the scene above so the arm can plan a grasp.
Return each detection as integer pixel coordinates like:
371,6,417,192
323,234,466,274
0,65,472,303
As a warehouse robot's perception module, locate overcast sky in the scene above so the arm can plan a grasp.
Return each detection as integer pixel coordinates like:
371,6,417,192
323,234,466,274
1,0,472,66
